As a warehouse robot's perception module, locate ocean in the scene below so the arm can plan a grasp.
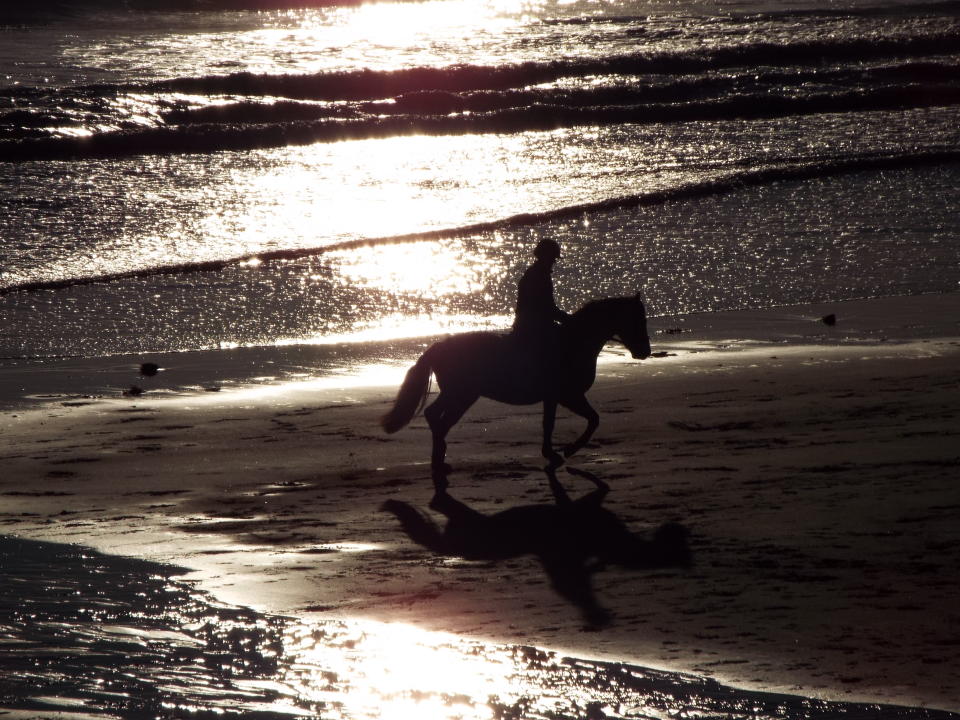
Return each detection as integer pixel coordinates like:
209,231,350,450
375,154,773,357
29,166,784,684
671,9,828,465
2,0,959,380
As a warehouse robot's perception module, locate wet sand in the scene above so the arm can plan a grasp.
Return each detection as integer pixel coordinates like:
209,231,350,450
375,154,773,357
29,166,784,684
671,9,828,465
1,293,958,715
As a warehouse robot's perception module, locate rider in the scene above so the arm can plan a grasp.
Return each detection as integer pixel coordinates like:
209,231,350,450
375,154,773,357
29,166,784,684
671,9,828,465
512,238,570,359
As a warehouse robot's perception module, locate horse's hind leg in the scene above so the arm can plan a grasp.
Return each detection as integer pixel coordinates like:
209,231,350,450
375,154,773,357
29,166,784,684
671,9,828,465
423,396,451,477
424,391,477,480
560,394,600,458
541,398,564,467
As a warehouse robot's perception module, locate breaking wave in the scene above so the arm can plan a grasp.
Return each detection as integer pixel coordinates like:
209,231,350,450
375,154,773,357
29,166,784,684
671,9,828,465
2,22,960,161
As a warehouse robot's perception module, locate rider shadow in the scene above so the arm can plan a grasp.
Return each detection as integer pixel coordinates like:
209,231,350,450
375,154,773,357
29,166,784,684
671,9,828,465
382,466,691,627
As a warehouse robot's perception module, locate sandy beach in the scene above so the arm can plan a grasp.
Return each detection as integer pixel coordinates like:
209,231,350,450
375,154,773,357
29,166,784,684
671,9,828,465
2,292,958,716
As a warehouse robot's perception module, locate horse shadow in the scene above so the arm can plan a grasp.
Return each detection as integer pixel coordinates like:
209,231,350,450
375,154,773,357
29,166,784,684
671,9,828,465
381,466,691,627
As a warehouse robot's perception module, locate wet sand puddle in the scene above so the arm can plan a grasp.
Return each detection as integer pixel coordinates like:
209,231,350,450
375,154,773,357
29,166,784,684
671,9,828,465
0,535,950,720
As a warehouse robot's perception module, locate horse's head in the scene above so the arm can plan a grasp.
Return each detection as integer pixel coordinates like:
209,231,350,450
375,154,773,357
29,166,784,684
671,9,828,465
616,294,651,360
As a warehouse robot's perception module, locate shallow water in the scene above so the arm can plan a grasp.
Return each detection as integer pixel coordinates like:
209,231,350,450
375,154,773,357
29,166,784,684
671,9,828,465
1,535,952,720
3,161,958,361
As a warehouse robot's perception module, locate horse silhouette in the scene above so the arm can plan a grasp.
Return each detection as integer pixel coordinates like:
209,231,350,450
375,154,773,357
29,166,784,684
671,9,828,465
382,295,651,483
382,466,690,626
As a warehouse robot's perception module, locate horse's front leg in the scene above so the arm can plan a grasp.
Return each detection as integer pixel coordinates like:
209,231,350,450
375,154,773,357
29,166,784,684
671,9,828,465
560,394,600,458
541,398,564,467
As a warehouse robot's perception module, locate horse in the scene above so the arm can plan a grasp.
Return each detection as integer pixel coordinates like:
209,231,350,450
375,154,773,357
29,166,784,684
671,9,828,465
381,294,651,481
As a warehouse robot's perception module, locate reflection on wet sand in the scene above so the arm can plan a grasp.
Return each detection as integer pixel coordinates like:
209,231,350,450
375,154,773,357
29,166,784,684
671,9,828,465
383,466,691,627
2,534,951,720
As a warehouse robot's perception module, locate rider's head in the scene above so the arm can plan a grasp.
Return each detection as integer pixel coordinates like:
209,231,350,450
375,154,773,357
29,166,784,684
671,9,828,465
533,239,561,263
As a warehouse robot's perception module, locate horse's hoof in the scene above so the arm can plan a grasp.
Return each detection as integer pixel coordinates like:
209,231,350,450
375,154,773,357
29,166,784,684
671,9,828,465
432,463,451,491
562,445,579,458
428,489,449,510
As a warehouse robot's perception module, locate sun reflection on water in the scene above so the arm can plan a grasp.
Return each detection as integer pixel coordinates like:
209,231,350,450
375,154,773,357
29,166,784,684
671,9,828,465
2,535,878,719
288,0,526,72
180,129,590,273
281,619,538,720
331,241,499,297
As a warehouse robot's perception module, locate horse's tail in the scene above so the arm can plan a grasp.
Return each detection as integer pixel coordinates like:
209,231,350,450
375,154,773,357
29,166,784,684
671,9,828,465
381,347,434,434
381,500,446,553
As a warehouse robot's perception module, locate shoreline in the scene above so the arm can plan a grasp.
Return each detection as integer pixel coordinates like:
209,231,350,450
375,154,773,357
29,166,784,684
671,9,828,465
3,290,956,414
2,292,959,714
6,538,951,720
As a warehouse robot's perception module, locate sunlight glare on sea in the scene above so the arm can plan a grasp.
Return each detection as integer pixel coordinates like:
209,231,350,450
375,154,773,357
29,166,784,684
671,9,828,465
309,0,525,71
331,241,500,297
166,129,634,283
283,314,512,347
281,619,550,720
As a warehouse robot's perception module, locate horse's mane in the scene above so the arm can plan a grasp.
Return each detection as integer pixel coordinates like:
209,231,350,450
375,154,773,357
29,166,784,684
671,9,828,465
571,295,637,322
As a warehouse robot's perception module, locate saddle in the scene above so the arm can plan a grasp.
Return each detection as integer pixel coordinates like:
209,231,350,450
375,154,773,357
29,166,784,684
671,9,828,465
503,323,563,392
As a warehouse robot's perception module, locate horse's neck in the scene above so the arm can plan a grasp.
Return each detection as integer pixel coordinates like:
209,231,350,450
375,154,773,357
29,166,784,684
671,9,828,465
565,309,618,358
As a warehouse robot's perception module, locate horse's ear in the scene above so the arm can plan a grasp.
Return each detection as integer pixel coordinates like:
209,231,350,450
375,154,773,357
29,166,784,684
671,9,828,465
633,292,643,303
